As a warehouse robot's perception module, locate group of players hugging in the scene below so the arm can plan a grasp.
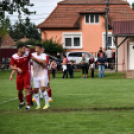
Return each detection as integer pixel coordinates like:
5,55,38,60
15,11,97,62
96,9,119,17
10,44,53,110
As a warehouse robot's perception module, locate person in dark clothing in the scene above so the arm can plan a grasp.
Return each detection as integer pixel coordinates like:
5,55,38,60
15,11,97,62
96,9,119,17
97,47,105,58
50,60,57,78
89,56,95,78
69,61,74,78
62,54,69,78
98,53,107,78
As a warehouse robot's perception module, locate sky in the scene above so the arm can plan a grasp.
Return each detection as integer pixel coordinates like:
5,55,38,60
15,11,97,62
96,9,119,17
7,0,134,25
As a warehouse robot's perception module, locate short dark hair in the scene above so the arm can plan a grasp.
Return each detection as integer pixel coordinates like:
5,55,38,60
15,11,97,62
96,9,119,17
36,44,42,48
17,44,25,49
63,53,66,58
25,46,30,49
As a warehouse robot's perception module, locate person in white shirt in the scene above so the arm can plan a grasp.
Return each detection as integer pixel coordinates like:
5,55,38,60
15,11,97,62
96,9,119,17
105,47,113,70
32,44,49,109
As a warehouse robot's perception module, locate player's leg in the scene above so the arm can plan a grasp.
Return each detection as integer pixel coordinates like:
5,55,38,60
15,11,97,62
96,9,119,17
17,77,25,109
30,74,34,106
33,77,40,109
47,84,53,102
41,77,49,109
39,88,43,100
46,70,53,102
24,73,32,110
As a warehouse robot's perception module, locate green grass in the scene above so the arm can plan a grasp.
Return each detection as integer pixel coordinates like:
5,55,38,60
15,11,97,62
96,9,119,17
0,70,134,134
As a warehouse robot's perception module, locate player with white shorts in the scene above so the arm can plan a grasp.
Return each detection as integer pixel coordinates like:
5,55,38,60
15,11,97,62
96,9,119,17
32,44,49,109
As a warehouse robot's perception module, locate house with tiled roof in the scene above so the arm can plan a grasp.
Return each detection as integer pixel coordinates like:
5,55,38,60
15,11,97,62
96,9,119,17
37,0,134,53
1,35,15,48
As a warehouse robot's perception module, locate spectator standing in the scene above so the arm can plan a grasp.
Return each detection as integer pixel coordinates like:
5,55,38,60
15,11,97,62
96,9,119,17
69,61,74,78
97,47,105,58
50,60,57,78
62,54,69,78
98,53,107,78
89,56,95,78
80,54,88,78
105,47,113,70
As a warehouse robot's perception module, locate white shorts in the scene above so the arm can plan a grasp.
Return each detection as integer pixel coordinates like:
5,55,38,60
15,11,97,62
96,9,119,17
33,76,48,88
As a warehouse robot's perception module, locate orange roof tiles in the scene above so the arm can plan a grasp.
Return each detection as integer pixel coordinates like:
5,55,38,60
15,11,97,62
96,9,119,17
58,0,128,5
37,0,134,29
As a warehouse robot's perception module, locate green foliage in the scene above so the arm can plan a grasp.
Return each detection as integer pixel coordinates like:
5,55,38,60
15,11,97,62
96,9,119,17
15,39,37,46
132,3,134,11
15,37,64,55
38,37,64,55
0,0,35,19
0,18,9,39
9,17,41,41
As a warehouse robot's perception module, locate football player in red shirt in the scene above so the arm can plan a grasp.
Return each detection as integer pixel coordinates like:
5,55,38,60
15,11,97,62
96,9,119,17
10,44,45,110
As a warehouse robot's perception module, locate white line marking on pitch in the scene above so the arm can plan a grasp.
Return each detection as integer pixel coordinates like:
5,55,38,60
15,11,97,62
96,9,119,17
0,97,17,105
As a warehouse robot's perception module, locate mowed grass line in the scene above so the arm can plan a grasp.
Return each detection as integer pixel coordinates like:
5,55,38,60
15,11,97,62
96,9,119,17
1,70,134,134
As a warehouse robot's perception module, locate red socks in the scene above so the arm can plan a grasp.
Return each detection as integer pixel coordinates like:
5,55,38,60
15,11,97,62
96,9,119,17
18,93,23,103
47,88,52,97
26,94,31,106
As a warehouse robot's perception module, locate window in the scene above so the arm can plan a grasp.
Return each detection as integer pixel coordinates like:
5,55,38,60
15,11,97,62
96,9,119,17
68,52,82,57
63,33,82,49
103,32,115,49
85,14,89,23
83,52,90,57
74,38,80,46
65,38,71,46
85,14,100,24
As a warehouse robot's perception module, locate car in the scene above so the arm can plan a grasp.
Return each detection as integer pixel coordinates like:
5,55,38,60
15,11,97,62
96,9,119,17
66,51,98,64
47,54,63,70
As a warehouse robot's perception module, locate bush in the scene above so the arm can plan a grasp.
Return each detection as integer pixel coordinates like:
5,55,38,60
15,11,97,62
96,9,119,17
15,37,65,56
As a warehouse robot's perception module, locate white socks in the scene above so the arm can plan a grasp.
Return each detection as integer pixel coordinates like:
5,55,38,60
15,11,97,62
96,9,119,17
43,91,49,106
39,88,43,98
34,93,40,107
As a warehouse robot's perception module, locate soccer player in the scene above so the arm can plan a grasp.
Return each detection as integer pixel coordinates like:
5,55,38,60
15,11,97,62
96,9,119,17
10,44,45,110
41,47,53,102
32,44,49,109
10,46,34,106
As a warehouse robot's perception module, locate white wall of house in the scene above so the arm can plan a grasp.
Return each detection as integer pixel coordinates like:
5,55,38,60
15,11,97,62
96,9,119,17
117,37,134,71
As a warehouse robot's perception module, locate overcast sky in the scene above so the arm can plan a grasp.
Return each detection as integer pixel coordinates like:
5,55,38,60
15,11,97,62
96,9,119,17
8,0,134,25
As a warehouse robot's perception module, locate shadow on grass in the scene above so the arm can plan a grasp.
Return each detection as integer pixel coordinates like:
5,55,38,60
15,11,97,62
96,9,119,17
1,106,134,115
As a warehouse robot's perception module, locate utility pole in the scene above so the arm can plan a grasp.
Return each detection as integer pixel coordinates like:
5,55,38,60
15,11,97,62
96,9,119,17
105,0,109,51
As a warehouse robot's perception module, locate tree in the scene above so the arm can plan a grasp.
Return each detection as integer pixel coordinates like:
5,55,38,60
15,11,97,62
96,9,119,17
0,0,35,19
9,17,41,41
132,3,134,11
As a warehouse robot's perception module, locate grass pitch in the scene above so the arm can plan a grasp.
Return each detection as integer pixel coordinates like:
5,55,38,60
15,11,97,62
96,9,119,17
0,70,134,134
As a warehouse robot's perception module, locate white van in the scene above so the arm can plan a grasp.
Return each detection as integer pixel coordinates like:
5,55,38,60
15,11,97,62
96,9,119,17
66,51,97,64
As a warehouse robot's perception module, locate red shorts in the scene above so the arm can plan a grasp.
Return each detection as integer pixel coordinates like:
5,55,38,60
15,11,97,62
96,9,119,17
16,73,31,90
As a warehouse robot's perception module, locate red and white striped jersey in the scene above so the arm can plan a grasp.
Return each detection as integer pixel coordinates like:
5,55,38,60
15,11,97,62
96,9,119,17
10,52,32,77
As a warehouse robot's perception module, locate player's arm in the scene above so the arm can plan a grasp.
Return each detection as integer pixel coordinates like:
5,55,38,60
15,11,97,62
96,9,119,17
10,57,22,73
31,56,46,65
10,65,22,73
9,70,17,81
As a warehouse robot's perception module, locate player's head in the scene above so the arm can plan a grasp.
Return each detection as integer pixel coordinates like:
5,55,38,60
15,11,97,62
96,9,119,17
25,46,30,52
35,44,42,54
17,44,25,54
41,47,45,53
